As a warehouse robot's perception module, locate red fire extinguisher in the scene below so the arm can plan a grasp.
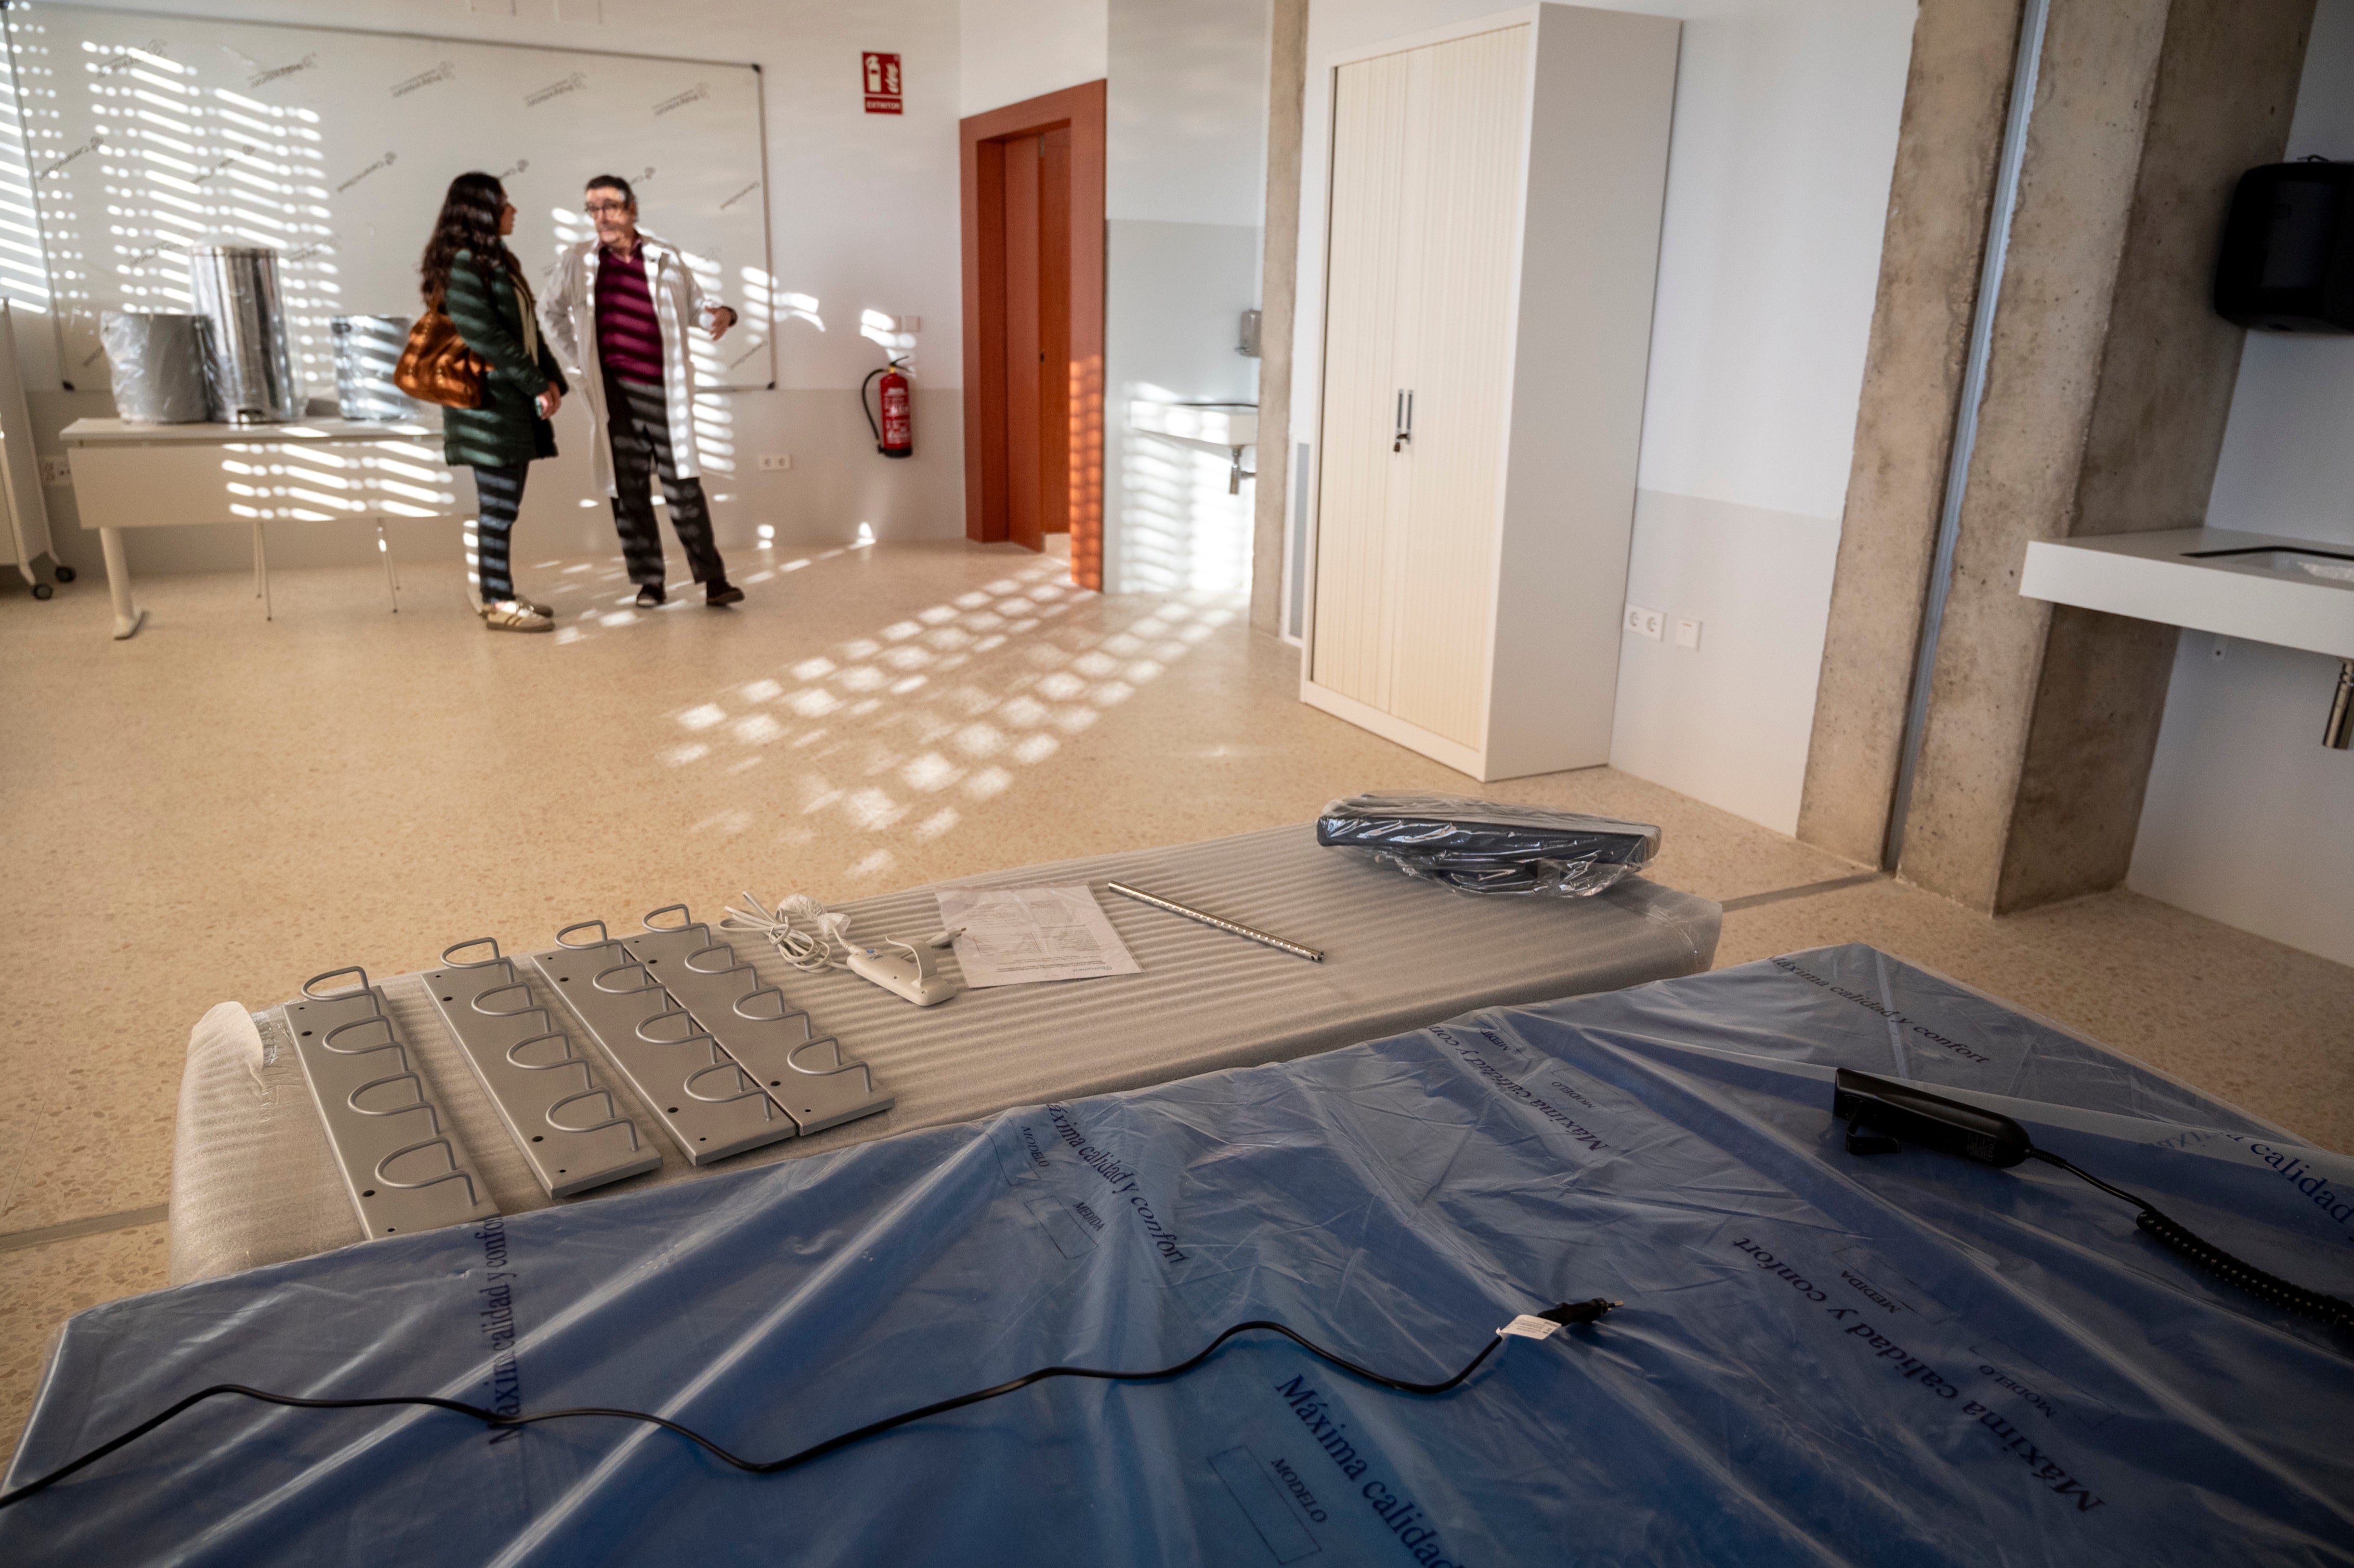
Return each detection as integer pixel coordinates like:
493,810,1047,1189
861,358,914,459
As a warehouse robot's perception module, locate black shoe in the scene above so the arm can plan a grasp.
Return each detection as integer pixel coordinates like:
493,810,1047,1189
704,580,745,608
635,584,665,608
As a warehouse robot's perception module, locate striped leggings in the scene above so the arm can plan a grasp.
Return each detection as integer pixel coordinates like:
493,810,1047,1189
604,373,725,588
470,463,528,603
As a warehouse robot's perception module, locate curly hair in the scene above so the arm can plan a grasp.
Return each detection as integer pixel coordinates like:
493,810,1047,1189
419,171,512,306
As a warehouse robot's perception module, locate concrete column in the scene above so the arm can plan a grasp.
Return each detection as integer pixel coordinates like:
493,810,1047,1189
1899,0,2310,912
1798,0,2031,868
1249,0,1308,636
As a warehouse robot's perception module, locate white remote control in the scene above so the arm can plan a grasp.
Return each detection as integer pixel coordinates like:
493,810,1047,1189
845,930,963,1007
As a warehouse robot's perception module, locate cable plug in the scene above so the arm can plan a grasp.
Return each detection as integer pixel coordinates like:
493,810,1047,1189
1538,1298,1619,1327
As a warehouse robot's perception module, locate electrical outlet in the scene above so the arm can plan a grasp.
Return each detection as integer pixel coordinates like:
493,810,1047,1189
1624,603,1663,641
898,315,921,334
1675,617,1702,650
758,454,793,472
37,454,71,486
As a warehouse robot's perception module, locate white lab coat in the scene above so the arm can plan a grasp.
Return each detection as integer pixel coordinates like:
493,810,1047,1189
540,231,716,495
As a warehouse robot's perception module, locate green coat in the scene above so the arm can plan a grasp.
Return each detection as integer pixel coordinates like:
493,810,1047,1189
441,249,568,469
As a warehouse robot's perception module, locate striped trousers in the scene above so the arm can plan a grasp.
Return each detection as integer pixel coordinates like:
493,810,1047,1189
470,462,528,603
603,373,725,589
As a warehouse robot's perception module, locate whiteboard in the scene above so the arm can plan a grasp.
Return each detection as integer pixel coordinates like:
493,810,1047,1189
4,2,776,395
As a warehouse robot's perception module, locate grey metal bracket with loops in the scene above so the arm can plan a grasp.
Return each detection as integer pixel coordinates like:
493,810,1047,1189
621,906,894,1136
529,916,799,1166
424,939,662,1197
283,968,498,1239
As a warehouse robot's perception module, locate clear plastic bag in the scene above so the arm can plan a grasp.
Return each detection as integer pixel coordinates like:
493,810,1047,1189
1316,793,1660,897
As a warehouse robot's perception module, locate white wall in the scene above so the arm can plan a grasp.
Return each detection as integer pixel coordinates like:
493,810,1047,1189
1102,0,1267,594
8,0,969,585
1288,0,1915,829
2129,0,2354,969
960,0,1105,116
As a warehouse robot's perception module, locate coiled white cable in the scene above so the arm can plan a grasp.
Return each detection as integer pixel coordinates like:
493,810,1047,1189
721,892,852,973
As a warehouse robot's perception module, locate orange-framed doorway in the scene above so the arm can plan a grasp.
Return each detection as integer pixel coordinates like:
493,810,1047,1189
959,80,1106,590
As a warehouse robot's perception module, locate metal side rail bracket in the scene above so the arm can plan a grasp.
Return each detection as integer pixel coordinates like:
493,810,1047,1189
284,967,498,1239
530,917,795,1166
622,905,894,1136
424,939,661,1198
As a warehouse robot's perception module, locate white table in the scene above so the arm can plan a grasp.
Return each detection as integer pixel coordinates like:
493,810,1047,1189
60,417,463,639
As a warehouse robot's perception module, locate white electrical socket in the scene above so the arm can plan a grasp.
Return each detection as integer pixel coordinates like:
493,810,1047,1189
758,454,793,472
1624,603,1663,641
1675,617,1702,650
898,315,921,334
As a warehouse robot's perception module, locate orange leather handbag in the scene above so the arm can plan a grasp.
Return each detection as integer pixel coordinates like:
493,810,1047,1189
393,301,486,410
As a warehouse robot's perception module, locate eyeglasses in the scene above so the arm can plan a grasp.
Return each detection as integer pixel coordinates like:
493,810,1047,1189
584,201,631,216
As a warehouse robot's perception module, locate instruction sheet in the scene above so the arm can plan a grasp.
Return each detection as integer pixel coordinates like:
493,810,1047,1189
935,884,1143,989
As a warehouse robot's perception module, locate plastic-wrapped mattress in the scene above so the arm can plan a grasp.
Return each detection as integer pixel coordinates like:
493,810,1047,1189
11,944,2350,1565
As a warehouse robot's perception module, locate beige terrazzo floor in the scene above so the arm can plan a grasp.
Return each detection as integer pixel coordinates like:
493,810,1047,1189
2,541,2349,1463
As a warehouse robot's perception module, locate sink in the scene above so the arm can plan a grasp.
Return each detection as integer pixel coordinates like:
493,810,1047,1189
1128,401,1257,450
2018,526,2354,660
2182,546,2354,584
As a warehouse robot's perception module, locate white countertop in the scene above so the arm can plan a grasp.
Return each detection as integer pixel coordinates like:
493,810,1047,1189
2019,526,2354,660
62,417,439,446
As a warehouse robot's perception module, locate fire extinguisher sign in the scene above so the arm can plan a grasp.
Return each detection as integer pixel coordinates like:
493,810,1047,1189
862,52,904,115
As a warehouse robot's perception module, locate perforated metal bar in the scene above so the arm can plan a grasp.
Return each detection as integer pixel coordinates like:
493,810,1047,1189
423,939,660,1198
528,933,795,1166
284,968,497,1239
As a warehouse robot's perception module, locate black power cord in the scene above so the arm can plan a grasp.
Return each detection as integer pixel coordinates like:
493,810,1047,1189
0,1300,1617,1513
1834,1068,2354,1335
2028,1150,2354,1332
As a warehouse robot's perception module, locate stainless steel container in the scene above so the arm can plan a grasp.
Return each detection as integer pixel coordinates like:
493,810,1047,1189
98,310,210,423
331,315,419,422
187,243,306,424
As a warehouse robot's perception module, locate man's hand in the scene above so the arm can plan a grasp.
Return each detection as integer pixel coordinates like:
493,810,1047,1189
536,387,563,419
707,305,738,341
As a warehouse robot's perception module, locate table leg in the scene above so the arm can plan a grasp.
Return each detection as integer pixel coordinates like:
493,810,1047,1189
99,526,145,640
377,523,399,612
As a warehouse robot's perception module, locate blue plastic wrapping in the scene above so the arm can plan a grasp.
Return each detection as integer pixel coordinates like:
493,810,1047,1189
6,944,2351,1565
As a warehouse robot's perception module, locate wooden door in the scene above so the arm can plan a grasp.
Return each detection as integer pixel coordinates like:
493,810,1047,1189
997,128,1075,554
1002,132,1045,553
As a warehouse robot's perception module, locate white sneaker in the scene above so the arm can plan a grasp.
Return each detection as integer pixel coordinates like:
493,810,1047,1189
481,598,553,633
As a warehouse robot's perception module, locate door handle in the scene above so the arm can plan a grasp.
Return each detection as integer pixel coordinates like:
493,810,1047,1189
1392,389,1414,453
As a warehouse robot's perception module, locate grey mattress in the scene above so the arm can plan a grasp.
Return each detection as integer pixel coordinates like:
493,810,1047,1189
167,823,1719,1282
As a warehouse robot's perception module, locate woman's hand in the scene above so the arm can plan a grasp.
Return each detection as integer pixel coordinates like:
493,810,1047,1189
536,387,562,419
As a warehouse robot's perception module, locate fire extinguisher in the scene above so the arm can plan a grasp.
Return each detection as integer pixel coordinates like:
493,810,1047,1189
861,358,914,459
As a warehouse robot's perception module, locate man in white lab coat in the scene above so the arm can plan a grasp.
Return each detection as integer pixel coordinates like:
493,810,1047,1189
541,174,743,608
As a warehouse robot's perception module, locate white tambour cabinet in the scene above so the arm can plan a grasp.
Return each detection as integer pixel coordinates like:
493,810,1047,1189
1300,5,1678,780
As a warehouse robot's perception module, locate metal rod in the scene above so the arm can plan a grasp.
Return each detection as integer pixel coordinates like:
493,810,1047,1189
2327,659,2352,750
1103,881,1323,963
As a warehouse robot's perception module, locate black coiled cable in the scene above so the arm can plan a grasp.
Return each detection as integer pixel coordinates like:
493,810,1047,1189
2028,1150,2354,1333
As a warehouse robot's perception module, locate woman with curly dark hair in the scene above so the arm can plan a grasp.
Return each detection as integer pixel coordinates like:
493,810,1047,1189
421,171,569,632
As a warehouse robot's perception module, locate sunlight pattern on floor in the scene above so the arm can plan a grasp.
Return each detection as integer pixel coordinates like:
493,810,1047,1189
654,555,1240,884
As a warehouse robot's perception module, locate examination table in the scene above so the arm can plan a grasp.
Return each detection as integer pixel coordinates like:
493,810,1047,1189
7,943,2347,1564
164,822,1721,1282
